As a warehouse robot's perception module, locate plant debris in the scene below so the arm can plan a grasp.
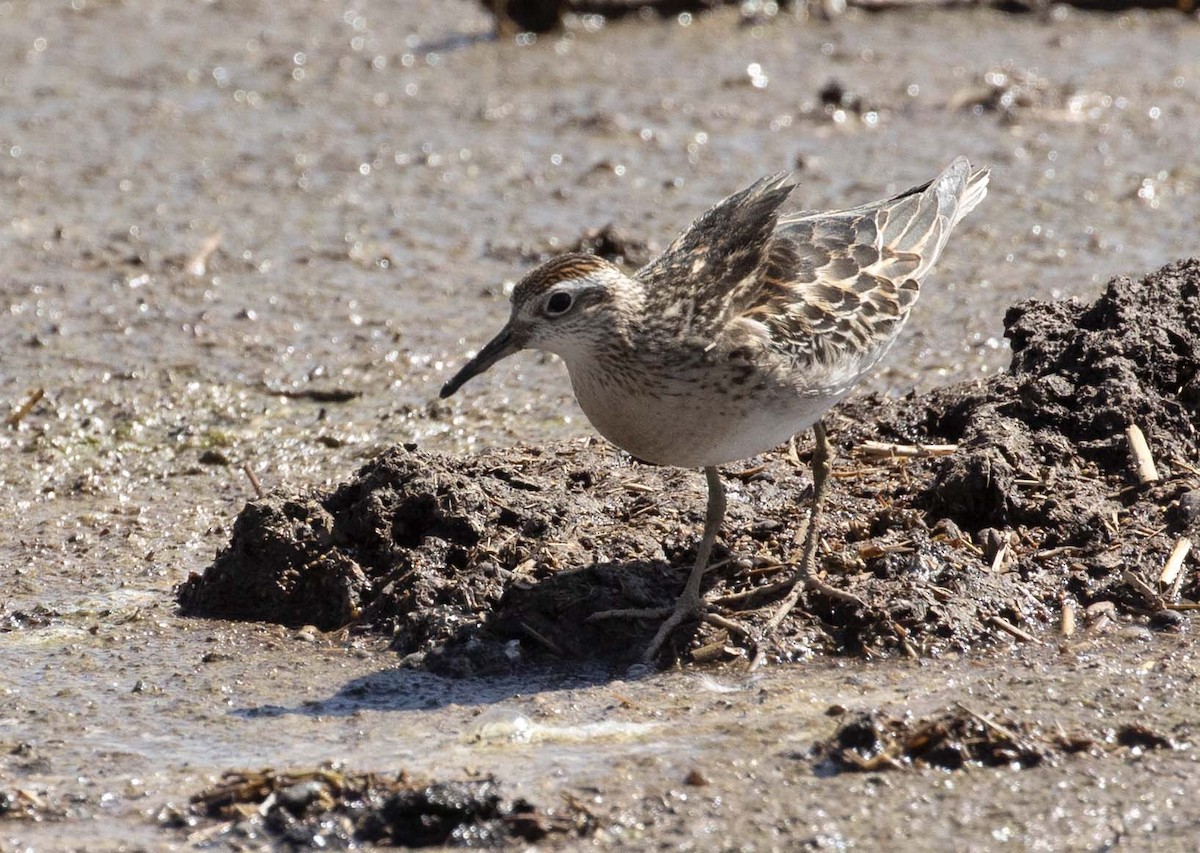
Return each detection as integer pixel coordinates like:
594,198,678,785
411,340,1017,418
811,705,1176,773
172,767,594,848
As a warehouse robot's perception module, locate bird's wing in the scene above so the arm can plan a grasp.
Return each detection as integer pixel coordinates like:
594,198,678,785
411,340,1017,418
726,158,989,373
637,173,795,323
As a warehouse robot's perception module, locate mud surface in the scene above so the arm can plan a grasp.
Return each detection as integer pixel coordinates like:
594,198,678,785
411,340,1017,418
5,1,1200,850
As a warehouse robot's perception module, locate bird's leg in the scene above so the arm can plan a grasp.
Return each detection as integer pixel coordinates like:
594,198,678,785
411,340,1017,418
587,466,749,663
793,420,831,602
755,422,864,659
637,465,726,662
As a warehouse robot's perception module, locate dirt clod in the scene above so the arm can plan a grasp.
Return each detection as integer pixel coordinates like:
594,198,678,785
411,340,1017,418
811,705,1174,774
566,223,655,268
814,707,1055,771
181,767,592,848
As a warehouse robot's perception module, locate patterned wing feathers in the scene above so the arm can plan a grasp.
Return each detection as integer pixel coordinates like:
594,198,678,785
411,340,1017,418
640,173,795,315
733,158,989,371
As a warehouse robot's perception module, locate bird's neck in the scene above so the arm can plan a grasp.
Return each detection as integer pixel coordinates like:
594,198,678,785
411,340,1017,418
606,272,647,336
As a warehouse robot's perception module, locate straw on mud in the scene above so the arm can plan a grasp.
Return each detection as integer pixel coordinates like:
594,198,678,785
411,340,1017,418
705,611,752,638
518,622,564,657
1169,567,1191,604
1033,545,1085,561
5,387,45,428
1060,600,1076,638
187,231,223,277
1122,569,1164,610
1126,424,1159,484
857,540,915,559
989,542,1009,573
1170,454,1200,477
1085,601,1116,625
887,617,919,658
619,480,657,494
955,702,1024,743
1160,537,1192,595
988,615,1041,644
786,435,802,467
242,464,265,500
854,440,958,459
732,463,767,481
691,638,735,664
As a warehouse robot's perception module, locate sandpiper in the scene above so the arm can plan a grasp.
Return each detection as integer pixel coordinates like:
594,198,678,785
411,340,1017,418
441,157,989,664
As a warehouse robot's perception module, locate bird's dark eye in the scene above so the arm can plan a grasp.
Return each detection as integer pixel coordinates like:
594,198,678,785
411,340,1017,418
545,291,573,316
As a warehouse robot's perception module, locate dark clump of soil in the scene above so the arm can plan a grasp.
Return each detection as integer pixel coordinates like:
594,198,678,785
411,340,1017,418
480,0,1195,36
483,1,734,35
178,259,1200,673
923,260,1200,529
484,222,654,271
0,604,57,632
566,223,655,268
815,708,1061,771
178,438,720,674
810,705,1174,774
172,767,593,848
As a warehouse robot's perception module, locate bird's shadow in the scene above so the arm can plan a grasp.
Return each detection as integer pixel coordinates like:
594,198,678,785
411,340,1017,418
229,556,699,720
417,31,495,54
231,662,620,720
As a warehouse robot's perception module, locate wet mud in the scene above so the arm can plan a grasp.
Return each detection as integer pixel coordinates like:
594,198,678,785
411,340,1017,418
6,0,1200,849
180,259,1200,675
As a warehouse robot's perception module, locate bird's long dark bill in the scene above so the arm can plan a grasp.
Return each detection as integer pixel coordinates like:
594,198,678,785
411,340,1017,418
439,327,519,398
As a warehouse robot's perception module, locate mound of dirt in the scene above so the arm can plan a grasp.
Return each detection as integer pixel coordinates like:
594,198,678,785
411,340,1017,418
177,259,1200,673
926,260,1200,529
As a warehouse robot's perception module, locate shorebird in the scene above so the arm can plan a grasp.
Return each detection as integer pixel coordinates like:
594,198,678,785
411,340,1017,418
441,157,989,664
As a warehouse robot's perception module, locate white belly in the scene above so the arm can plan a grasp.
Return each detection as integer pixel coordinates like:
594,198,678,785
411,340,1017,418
568,371,845,467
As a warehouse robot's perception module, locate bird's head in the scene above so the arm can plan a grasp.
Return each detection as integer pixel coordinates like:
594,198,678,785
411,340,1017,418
440,253,636,398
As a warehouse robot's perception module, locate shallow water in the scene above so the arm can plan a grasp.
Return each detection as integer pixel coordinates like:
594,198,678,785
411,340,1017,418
3,1,1200,848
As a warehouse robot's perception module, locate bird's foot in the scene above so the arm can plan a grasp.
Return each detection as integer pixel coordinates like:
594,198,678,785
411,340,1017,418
588,466,741,666
587,590,707,665
749,573,867,671
590,594,754,666
638,589,704,664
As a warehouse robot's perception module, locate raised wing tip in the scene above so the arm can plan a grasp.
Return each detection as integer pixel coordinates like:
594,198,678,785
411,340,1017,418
945,156,991,185
941,157,990,223
754,170,796,198
941,156,972,184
